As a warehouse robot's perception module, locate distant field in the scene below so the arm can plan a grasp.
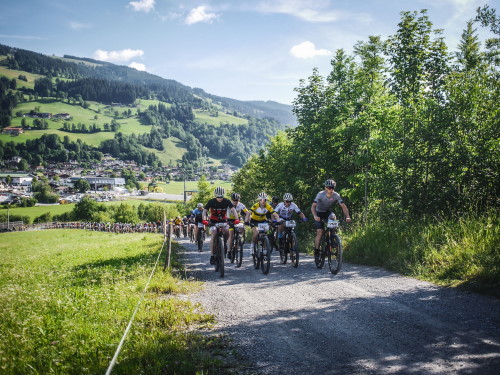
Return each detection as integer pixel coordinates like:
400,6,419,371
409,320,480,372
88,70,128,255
193,109,248,126
0,65,44,90
151,180,233,195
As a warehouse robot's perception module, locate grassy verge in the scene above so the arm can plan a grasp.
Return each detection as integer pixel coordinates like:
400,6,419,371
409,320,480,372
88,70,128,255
0,230,226,374
343,210,500,296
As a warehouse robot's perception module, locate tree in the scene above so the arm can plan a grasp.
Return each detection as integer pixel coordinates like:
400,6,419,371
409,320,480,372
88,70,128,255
74,179,91,193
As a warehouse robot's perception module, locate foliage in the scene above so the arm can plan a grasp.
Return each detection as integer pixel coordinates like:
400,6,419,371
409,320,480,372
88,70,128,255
345,210,500,294
73,178,91,193
233,9,500,221
0,212,31,224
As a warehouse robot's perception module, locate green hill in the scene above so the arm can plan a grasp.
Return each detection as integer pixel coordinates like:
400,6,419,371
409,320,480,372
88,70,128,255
0,43,292,167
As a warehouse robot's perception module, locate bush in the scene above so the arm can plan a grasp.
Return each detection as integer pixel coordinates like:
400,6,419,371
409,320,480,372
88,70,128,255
34,212,52,223
0,213,31,224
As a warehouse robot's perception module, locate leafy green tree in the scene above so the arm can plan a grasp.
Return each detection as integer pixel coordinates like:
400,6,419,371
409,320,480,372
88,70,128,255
72,196,104,221
74,179,91,193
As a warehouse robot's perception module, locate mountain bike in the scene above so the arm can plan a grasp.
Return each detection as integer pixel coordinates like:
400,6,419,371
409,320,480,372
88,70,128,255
315,218,343,274
251,222,271,275
212,222,227,277
228,222,244,268
182,224,188,238
174,225,181,238
278,220,300,268
189,223,195,242
196,222,206,252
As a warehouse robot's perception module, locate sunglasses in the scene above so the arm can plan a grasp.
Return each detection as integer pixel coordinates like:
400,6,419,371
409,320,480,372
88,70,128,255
326,186,334,190
285,200,292,203
216,196,224,198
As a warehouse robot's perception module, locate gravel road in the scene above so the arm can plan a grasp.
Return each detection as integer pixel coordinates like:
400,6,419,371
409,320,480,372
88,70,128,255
177,237,500,374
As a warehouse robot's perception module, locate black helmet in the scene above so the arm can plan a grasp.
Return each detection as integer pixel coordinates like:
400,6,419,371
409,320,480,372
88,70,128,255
272,196,279,204
231,192,241,200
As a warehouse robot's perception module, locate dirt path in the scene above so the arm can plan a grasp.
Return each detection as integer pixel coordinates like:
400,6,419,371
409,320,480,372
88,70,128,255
178,237,500,374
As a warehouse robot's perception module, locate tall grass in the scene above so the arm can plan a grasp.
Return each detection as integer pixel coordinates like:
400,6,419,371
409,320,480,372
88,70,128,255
344,210,500,294
0,230,221,374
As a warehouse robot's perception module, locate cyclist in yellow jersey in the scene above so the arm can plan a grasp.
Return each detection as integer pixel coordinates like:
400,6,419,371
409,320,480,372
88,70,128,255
245,192,279,247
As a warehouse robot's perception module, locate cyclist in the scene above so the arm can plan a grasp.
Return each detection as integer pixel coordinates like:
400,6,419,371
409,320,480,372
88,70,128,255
227,192,249,253
191,203,204,242
245,192,279,248
311,179,351,255
202,187,239,265
275,193,307,244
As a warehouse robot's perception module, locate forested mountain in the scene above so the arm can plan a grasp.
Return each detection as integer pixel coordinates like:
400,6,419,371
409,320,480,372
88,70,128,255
0,43,293,168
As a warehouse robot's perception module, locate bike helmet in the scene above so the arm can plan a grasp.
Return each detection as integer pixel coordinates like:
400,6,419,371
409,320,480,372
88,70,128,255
257,192,268,201
324,179,336,188
272,196,279,204
231,192,241,200
197,202,203,208
283,193,293,201
214,186,225,197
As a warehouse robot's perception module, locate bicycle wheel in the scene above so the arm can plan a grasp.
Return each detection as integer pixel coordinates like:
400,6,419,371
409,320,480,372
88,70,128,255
279,234,288,264
217,236,225,277
197,230,204,252
315,232,327,269
214,238,220,272
289,232,299,268
261,236,271,275
328,234,343,275
229,234,236,263
236,236,244,268
253,242,260,269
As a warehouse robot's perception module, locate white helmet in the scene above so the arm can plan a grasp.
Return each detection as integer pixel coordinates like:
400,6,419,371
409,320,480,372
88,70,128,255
197,203,203,208
283,193,293,201
214,187,225,197
324,179,336,188
257,192,268,201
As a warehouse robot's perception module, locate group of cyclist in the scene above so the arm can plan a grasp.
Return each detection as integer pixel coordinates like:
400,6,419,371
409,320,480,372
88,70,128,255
187,179,351,266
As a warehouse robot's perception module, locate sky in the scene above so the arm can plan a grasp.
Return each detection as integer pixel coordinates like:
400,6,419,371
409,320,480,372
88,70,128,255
0,0,497,105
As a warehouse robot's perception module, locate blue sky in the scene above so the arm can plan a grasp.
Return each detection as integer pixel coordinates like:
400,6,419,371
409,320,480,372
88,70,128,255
0,0,497,104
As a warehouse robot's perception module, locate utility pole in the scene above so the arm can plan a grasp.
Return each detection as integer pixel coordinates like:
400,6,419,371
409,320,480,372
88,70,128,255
7,202,10,230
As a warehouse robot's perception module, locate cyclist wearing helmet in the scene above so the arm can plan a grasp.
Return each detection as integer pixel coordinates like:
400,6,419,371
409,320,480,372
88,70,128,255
275,193,307,242
190,203,204,240
245,192,279,248
311,179,351,254
203,187,239,265
227,193,249,253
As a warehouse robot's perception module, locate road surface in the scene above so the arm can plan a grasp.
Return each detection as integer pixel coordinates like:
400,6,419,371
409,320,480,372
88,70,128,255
177,237,500,374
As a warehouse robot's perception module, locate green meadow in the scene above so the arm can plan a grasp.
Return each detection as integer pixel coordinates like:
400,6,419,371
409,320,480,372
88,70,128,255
0,230,223,374
193,109,248,126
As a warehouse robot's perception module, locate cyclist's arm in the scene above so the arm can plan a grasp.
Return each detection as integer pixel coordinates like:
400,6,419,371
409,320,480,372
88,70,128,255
202,209,208,221
339,202,351,223
311,202,320,221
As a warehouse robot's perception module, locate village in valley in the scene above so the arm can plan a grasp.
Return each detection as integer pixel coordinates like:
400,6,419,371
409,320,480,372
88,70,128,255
0,153,238,206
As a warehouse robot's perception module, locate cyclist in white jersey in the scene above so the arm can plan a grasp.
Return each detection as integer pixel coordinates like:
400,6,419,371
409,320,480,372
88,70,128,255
275,193,307,243
311,179,351,255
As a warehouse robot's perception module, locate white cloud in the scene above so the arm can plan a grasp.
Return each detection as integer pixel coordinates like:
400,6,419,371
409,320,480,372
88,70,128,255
185,6,218,25
256,0,370,23
290,41,331,59
93,49,144,63
129,62,147,71
129,0,155,13
69,21,91,30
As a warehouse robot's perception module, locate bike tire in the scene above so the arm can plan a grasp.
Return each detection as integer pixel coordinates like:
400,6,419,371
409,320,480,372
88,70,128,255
261,236,271,275
253,243,260,269
315,232,327,269
328,233,343,275
279,234,288,264
229,234,236,263
218,236,225,277
236,236,244,268
197,230,204,252
289,232,299,268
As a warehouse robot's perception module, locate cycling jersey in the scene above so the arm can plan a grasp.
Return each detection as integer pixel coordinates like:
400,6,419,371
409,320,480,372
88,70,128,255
249,202,275,222
191,208,203,223
313,190,343,212
228,202,248,220
174,219,182,225
275,202,302,220
205,198,234,222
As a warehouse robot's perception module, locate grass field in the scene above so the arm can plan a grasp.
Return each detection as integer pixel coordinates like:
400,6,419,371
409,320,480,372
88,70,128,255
0,65,44,90
193,109,248,126
0,230,222,374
